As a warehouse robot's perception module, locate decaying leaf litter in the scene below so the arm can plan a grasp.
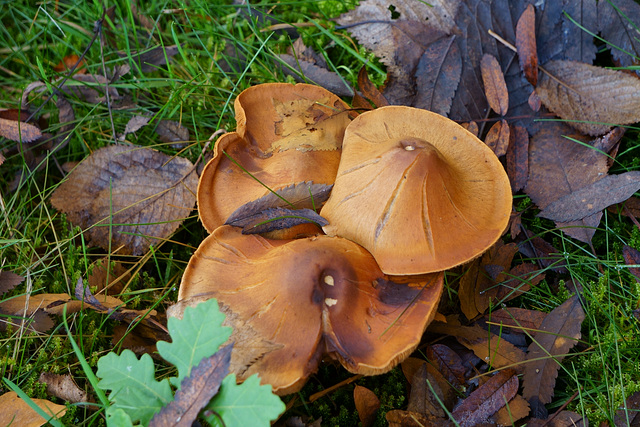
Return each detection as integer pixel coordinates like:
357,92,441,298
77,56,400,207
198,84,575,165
4,0,640,425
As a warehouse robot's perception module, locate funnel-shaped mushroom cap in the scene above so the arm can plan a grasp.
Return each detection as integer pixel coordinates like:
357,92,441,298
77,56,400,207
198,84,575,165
198,133,341,232
320,106,512,275
178,226,444,394
197,83,351,232
234,83,351,151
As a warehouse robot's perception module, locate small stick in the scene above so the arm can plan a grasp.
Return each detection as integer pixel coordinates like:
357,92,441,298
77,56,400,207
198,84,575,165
309,374,363,402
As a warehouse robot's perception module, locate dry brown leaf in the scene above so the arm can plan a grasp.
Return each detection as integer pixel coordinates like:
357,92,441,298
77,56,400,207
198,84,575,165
536,60,640,136
354,385,380,427
623,245,640,283
526,411,587,427
481,54,509,116
53,54,87,74
50,145,197,255
357,66,389,109
38,372,89,404
491,394,530,426
523,295,585,411
0,270,24,296
87,258,131,295
0,117,42,142
386,410,452,427
484,120,510,157
539,171,640,222
407,363,448,418
452,369,518,427
516,230,568,273
0,391,66,426
506,125,529,193
528,90,541,112
60,74,120,104
228,207,328,235
515,4,537,86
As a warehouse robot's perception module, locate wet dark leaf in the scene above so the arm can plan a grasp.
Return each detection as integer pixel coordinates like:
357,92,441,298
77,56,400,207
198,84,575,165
614,390,640,426
506,125,529,192
280,54,353,98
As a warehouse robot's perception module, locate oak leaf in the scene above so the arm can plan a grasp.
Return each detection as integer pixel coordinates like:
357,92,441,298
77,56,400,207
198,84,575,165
0,391,66,427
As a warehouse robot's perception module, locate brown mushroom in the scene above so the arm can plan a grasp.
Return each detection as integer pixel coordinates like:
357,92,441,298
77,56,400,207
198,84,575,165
197,83,352,232
178,226,444,394
320,106,512,275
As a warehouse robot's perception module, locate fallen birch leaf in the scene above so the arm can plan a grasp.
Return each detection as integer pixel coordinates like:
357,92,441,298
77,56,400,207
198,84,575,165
506,125,529,193
539,171,640,222
357,66,389,109
614,390,640,426
623,245,640,282
155,120,190,145
536,60,640,135
426,344,466,390
481,54,509,116
50,145,197,255
486,307,546,335
407,363,447,418
119,115,151,141
279,54,353,98
491,394,530,425
0,270,24,296
522,295,585,411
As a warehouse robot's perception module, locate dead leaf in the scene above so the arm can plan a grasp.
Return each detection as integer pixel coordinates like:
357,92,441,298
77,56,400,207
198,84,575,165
357,66,389,109
536,60,640,136
151,344,232,427
526,411,587,427
525,121,608,244
53,54,87,74
451,369,518,427
486,307,546,336
528,90,541,112
38,372,89,404
87,258,131,295
506,125,529,193
386,410,452,427
354,385,380,427
121,45,180,73
461,121,478,137
539,172,640,222
425,344,466,390
491,394,530,425
228,207,328,235
0,117,42,142
484,120,509,157
623,246,640,283
155,120,190,145
112,320,170,358
515,4,537,86
516,230,568,273
50,145,198,255
522,295,585,412
0,271,24,296
0,391,66,427
458,240,518,320
614,390,640,426
428,323,526,372
598,0,640,71
481,53,509,116
0,294,55,332
60,74,120,104
118,115,151,141
279,54,353,98
407,363,447,418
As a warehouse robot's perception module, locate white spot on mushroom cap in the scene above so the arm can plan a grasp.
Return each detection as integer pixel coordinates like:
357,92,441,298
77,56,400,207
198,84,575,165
325,298,338,306
404,145,415,151
324,275,334,286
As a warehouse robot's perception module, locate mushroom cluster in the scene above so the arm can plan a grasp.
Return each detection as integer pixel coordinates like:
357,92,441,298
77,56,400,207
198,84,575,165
176,83,512,394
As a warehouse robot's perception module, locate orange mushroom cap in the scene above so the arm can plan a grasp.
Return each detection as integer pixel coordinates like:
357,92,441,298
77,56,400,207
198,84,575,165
320,106,512,275
197,83,351,232
178,226,444,394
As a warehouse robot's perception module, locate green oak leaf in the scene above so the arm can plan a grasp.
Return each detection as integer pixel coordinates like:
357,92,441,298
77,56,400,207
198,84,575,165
157,298,232,387
96,350,173,425
204,374,285,427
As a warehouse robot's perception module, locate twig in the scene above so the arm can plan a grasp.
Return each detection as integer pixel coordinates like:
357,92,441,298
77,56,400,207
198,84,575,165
25,9,106,123
95,8,117,145
309,375,363,402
